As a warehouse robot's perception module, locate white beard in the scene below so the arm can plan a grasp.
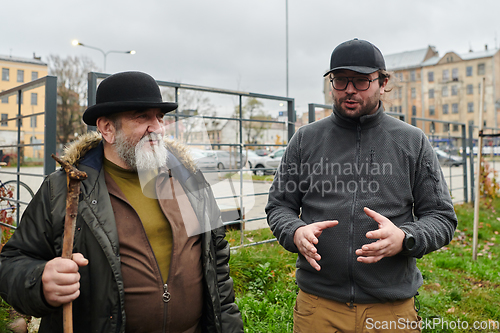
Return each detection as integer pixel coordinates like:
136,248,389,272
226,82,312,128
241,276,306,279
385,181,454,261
115,132,168,171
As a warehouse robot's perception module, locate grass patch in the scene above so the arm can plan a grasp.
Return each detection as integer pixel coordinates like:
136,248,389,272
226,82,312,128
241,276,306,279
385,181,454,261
219,172,274,183
2,199,500,331
228,198,500,332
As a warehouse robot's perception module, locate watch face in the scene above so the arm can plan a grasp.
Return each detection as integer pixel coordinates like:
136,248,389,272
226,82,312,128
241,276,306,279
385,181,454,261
406,235,415,250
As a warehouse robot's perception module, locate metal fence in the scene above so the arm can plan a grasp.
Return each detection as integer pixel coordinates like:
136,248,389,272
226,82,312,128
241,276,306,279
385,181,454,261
413,117,469,204
468,125,500,203
87,72,294,249
0,76,57,229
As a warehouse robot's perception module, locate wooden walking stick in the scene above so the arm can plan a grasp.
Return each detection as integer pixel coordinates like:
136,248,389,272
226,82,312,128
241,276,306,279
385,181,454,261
51,154,87,333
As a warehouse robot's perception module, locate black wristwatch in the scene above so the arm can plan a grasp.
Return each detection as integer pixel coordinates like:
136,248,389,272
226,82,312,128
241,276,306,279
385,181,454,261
402,230,415,252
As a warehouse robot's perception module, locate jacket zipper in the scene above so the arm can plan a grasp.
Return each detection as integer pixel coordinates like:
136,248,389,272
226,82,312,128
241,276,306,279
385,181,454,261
162,283,170,332
160,176,178,333
348,124,362,307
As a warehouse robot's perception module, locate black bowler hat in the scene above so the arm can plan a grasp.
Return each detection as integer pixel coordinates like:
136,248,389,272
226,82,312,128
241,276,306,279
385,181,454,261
83,71,178,125
323,39,386,77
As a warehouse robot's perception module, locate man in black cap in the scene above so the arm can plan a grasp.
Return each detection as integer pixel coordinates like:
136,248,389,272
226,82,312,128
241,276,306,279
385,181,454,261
266,39,457,332
0,71,244,333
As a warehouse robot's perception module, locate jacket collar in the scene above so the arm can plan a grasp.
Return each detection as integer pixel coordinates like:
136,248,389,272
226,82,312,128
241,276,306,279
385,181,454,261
330,102,385,129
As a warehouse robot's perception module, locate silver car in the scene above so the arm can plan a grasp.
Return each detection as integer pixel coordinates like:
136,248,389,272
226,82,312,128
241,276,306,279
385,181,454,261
212,150,242,170
253,148,286,176
190,149,218,170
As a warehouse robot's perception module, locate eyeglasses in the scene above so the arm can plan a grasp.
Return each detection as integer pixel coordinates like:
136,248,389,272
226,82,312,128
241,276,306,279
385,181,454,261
330,77,380,91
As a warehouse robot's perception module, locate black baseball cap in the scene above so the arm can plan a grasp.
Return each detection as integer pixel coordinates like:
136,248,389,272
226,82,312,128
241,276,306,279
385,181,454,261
323,38,386,77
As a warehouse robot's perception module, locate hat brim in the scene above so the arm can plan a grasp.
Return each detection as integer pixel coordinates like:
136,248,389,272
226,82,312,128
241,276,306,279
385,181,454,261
83,101,178,126
323,66,379,77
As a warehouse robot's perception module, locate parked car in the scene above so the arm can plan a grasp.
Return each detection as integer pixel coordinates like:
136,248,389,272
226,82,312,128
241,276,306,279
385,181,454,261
243,150,260,169
434,148,464,167
254,149,270,157
212,150,242,170
253,148,286,176
190,149,218,170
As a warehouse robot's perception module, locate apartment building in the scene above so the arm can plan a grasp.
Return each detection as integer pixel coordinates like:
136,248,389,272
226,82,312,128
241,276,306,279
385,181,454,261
421,47,500,137
384,46,439,127
0,54,48,162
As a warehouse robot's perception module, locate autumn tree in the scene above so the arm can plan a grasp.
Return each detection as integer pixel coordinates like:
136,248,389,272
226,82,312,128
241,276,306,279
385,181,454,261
161,89,216,144
48,55,99,145
234,98,271,144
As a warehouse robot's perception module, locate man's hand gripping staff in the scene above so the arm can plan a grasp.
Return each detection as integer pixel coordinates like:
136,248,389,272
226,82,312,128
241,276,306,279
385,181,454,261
49,154,88,333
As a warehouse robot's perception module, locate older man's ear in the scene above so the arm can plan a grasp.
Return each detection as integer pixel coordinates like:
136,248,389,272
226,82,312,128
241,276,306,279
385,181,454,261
96,117,116,144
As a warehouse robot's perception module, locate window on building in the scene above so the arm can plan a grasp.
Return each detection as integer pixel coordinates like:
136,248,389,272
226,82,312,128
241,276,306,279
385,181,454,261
453,124,459,132
399,106,402,113
467,102,474,113
412,106,416,116
429,105,435,116
31,93,37,105
428,71,434,82
429,89,434,99
1,114,8,126
442,86,448,97
31,71,38,81
2,68,9,81
451,85,458,96
466,66,473,76
30,115,37,128
466,84,473,95
17,70,24,83
410,70,416,81
398,87,402,99
478,83,482,94
443,123,450,132
1,90,7,104
452,68,459,81
443,69,449,81
478,63,485,75
443,104,449,114
452,103,458,114
411,88,416,99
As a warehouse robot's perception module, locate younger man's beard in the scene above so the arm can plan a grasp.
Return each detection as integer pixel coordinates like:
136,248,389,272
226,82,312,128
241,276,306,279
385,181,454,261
114,132,168,171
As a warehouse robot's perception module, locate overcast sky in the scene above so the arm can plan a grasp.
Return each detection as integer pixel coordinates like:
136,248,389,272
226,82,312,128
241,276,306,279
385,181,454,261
2,0,500,116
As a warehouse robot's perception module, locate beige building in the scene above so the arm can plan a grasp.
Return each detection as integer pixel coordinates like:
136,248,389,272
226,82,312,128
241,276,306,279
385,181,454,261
384,46,439,128
420,47,500,138
384,45,500,138
0,54,48,163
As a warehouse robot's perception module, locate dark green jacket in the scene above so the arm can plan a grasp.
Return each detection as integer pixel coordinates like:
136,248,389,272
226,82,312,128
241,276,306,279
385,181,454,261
0,133,243,333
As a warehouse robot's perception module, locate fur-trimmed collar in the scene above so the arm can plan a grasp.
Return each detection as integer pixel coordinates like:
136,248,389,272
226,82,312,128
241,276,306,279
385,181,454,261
61,131,197,174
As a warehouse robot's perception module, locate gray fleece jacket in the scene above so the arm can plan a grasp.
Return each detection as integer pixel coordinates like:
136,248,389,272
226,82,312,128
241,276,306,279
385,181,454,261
266,104,457,304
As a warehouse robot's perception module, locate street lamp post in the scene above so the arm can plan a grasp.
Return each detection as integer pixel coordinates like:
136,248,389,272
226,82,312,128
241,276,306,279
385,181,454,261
72,40,136,72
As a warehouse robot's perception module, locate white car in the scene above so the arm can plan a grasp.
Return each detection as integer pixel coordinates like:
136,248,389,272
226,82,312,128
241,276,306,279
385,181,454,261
243,150,260,169
190,149,218,170
212,150,242,170
253,148,286,176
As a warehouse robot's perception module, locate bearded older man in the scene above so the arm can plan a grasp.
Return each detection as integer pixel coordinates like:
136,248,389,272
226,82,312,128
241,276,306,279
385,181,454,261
0,71,243,333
